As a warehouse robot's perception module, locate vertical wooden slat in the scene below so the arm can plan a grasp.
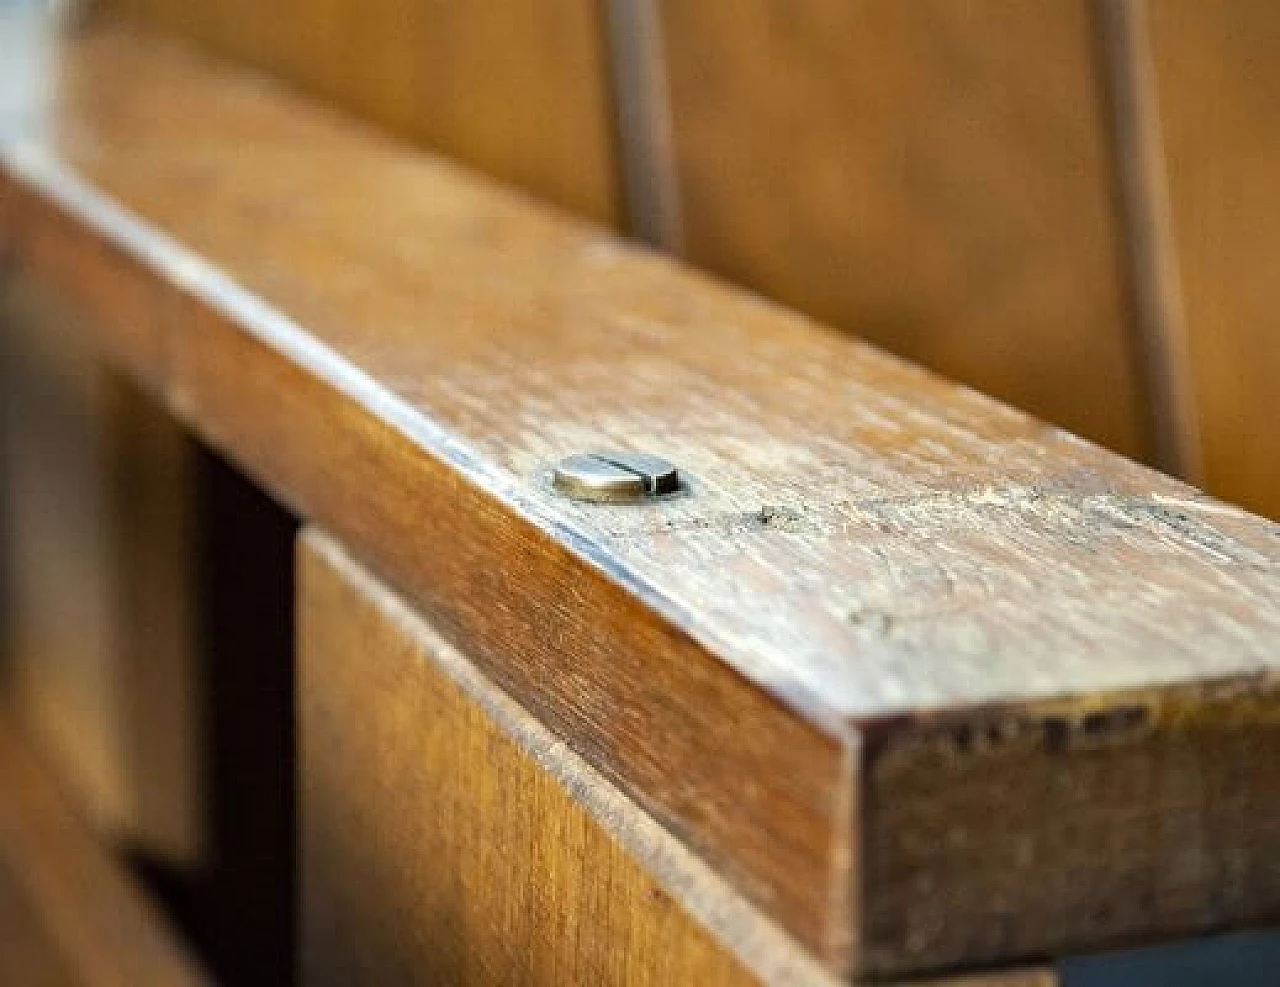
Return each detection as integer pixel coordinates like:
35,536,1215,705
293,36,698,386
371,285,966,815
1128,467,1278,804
603,0,684,248
1144,0,1280,518
1095,0,1201,481
298,528,837,987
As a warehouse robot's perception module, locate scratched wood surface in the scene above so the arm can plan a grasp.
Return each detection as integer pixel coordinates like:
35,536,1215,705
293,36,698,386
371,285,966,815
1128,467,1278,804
0,716,207,986
0,278,202,864
101,0,621,227
5,23,1280,977
1144,0,1280,519
656,0,1151,463
299,528,837,987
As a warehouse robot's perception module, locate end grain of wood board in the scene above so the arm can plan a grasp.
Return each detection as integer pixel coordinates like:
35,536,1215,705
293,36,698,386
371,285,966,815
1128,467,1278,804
0,716,207,986
300,528,837,987
5,22,1280,978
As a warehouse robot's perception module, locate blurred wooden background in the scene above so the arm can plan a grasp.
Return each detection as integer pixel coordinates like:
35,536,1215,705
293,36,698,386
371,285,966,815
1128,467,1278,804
101,0,1280,520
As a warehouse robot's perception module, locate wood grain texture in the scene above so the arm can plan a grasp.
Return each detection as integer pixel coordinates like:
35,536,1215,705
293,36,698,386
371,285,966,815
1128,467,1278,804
0,716,207,986
657,0,1151,462
1144,0,1280,519
300,528,837,987
892,973,1057,987
6,23,1280,977
0,278,203,863
864,687,1280,972
102,0,621,227
300,531,1058,987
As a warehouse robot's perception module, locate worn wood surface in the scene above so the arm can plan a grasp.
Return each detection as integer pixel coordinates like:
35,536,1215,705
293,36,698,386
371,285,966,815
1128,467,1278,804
300,528,836,987
0,716,207,986
6,23,1280,977
0,278,202,863
1145,0,1280,519
656,0,1152,463
101,0,621,227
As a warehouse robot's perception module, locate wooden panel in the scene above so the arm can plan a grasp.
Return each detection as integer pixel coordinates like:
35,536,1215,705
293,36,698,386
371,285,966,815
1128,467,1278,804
0,279,202,863
0,716,206,986
1145,1,1280,518
103,0,621,226
6,24,1280,978
299,529,835,987
301,530,1060,987
658,0,1150,462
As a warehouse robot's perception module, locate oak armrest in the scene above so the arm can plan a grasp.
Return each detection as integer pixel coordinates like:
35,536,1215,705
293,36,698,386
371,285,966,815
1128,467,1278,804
3,20,1280,979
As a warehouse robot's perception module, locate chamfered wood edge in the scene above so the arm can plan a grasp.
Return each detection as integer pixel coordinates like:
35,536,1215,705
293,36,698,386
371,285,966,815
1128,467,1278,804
0,714,207,986
300,526,842,987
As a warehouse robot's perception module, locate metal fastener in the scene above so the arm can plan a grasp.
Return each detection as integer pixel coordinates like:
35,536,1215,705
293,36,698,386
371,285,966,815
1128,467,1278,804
552,451,681,504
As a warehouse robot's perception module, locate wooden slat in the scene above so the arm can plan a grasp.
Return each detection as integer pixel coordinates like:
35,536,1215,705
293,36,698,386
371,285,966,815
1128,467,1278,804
1144,0,1280,519
656,0,1152,464
0,717,206,986
602,0,683,248
300,528,836,987
301,529,1056,987
101,0,621,227
5,22,1280,978
1095,0,1202,482
0,278,202,863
